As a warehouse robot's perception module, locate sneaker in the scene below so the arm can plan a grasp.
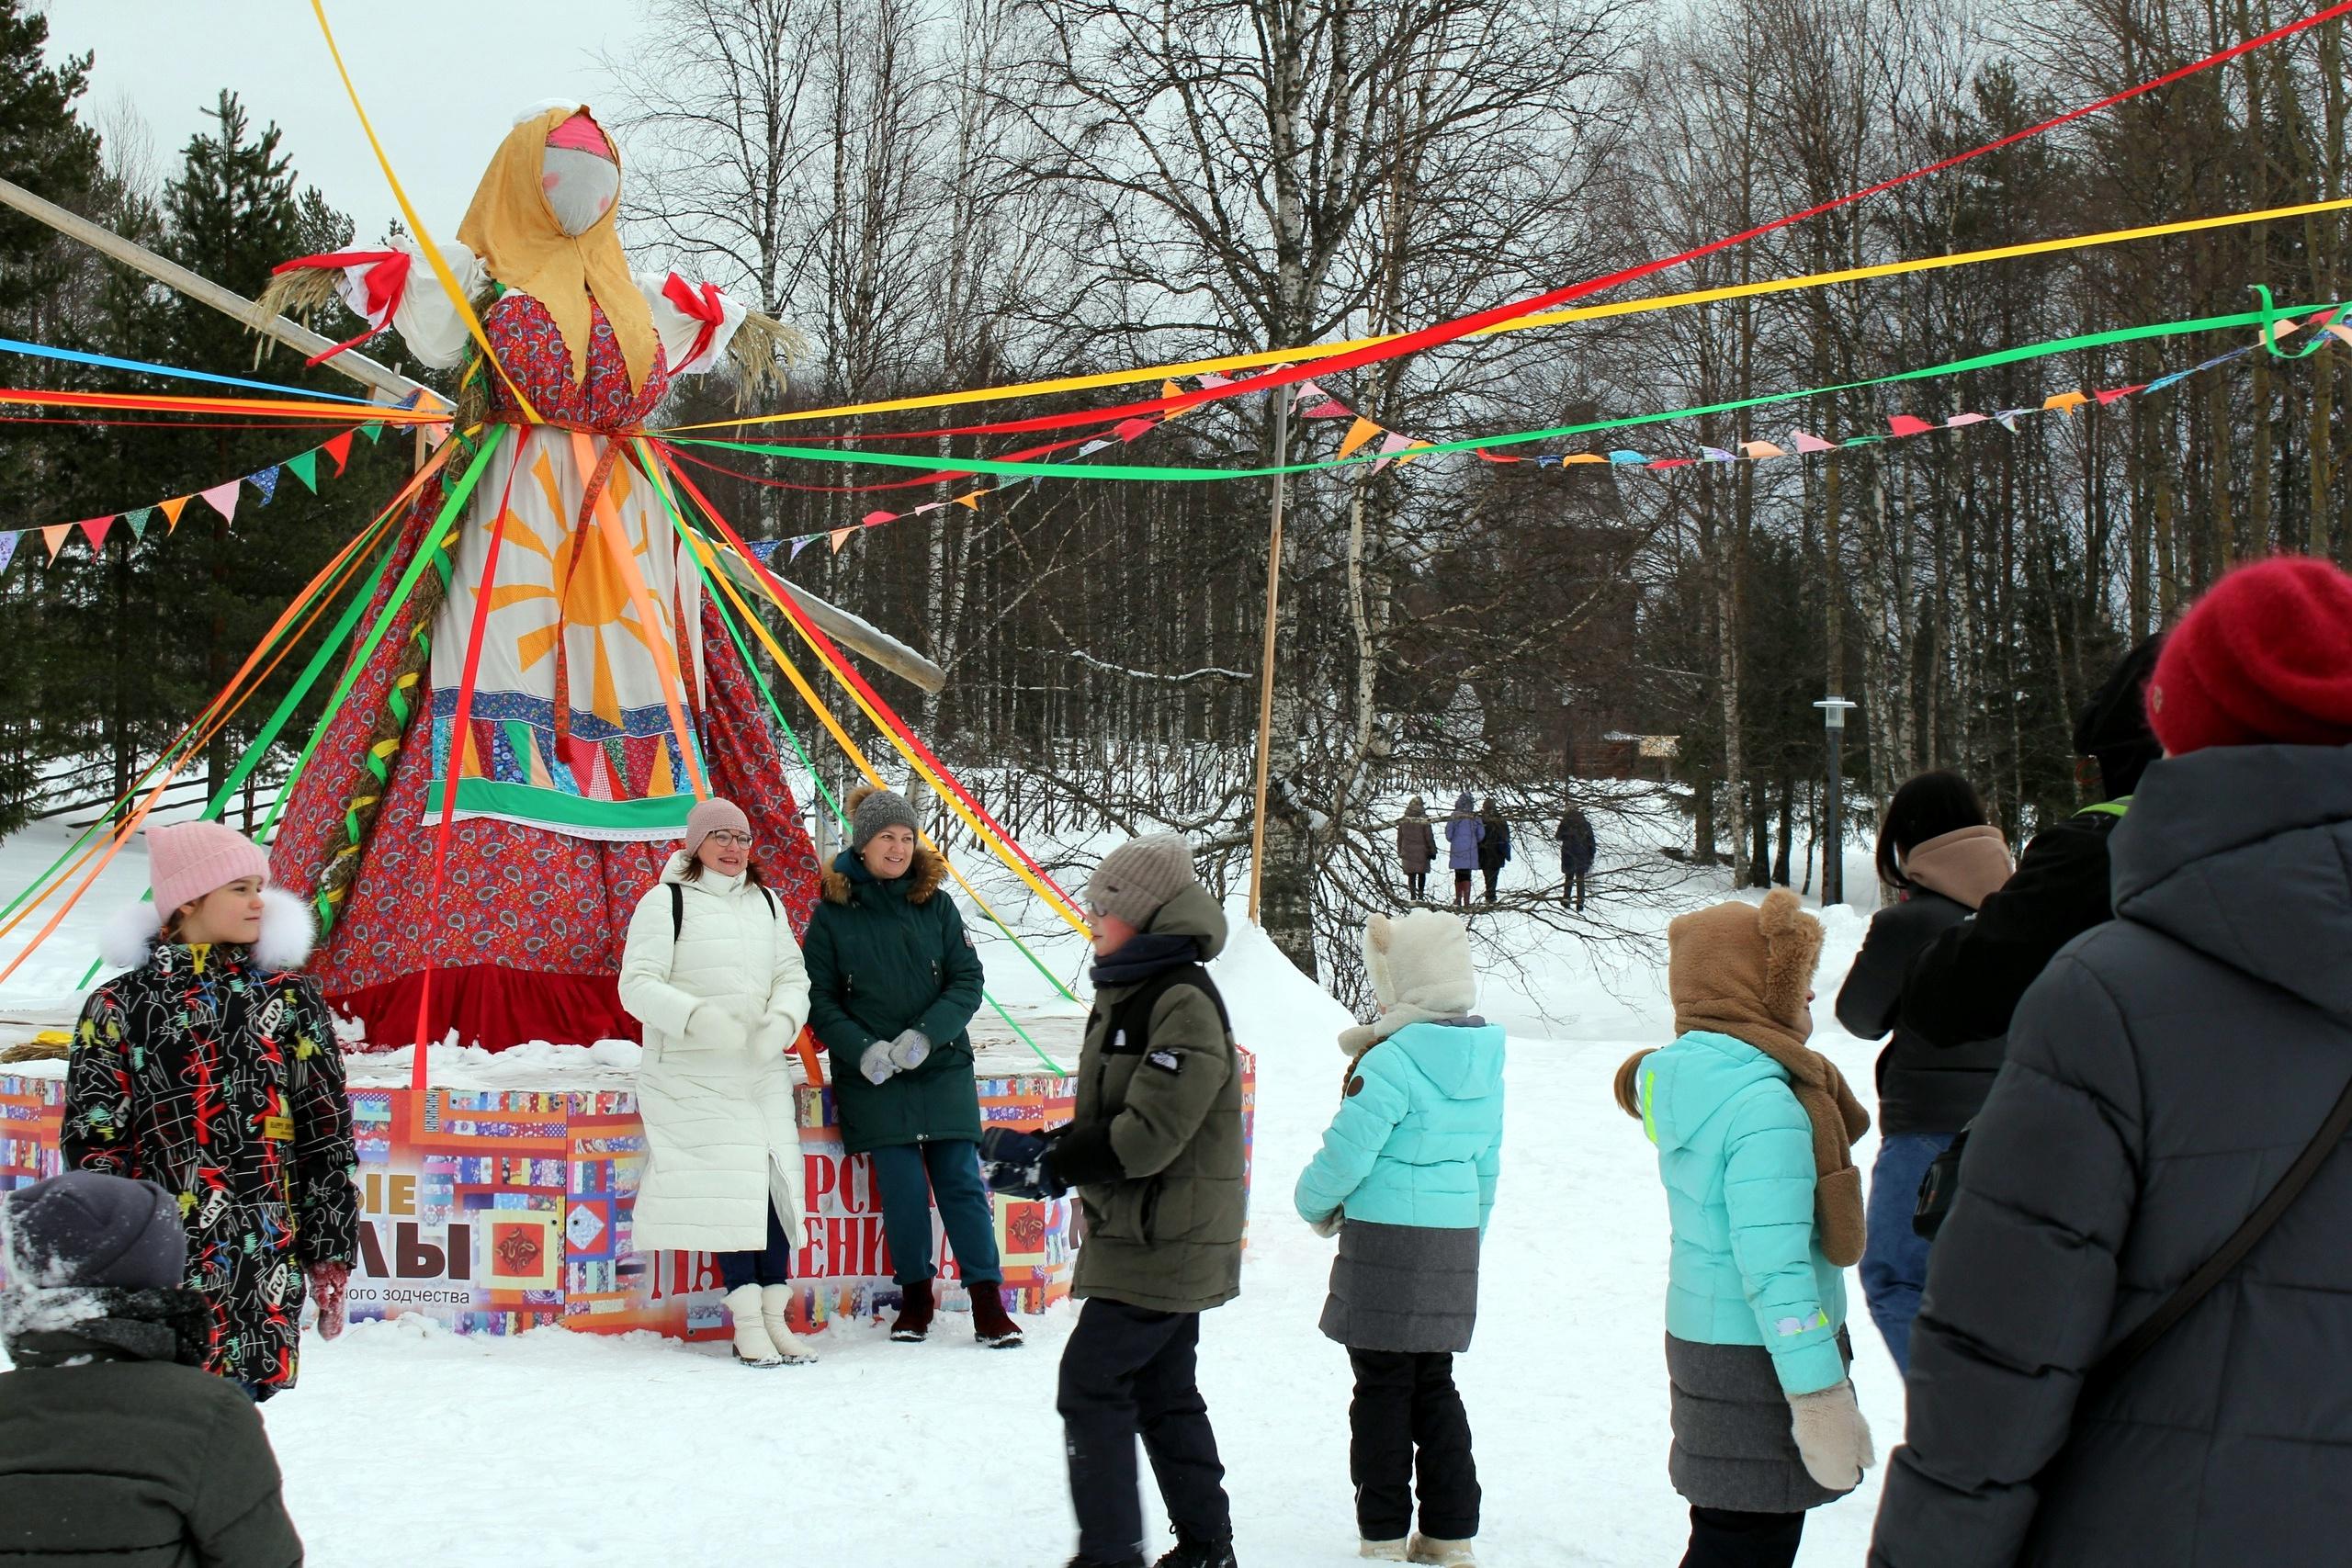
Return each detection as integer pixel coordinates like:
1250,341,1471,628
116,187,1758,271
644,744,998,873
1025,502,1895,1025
1407,1536,1476,1567
1361,1543,1411,1562
1152,1534,1238,1568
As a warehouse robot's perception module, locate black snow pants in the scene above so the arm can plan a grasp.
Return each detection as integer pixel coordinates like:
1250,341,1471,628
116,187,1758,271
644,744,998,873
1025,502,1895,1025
1058,1298,1231,1563
1679,1506,1804,1568
1348,1348,1480,1541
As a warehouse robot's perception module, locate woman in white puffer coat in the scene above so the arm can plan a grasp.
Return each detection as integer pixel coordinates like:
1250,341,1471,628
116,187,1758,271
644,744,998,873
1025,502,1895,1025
618,797,816,1369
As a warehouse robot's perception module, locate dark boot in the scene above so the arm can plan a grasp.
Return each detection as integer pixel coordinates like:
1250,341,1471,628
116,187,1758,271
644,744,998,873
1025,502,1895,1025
970,1279,1024,1348
889,1279,934,1343
1063,1557,1144,1568
1152,1533,1238,1568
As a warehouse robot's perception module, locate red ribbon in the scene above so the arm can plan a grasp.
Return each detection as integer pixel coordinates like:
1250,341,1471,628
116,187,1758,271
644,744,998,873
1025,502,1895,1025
274,250,413,366
662,274,727,372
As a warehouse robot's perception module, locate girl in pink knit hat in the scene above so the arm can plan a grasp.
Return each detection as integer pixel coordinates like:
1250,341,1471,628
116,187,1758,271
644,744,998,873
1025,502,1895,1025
60,819,360,1401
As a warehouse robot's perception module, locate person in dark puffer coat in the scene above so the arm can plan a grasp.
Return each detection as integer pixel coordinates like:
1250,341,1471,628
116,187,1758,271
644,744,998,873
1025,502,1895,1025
1395,797,1439,904
1834,771,2013,1374
1871,557,2352,1568
0,1171,303,1567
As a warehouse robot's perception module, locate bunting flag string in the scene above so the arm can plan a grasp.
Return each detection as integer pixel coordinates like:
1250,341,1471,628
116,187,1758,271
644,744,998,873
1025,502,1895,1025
0,421,381,573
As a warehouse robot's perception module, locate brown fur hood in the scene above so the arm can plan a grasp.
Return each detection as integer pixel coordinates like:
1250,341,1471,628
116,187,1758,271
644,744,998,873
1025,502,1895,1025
821,845,948,906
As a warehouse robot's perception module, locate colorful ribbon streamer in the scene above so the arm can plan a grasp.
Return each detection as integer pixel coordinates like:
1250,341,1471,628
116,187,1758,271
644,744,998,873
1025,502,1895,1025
0,334,382,403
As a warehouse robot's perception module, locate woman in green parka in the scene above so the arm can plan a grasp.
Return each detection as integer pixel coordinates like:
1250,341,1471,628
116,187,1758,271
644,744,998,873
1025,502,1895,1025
801,784,1022,1348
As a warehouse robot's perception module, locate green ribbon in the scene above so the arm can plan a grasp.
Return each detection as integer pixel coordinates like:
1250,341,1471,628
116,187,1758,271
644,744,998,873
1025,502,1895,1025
630,439,1074,1076
671,299,2336,482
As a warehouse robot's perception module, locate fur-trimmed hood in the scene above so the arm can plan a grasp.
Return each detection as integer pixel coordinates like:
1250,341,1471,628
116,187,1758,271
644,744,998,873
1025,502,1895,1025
97,886,315,975
820,846,946,907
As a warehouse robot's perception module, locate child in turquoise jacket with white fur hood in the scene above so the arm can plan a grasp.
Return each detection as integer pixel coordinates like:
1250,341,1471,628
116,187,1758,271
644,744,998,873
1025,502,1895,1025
1296,909,1503,1568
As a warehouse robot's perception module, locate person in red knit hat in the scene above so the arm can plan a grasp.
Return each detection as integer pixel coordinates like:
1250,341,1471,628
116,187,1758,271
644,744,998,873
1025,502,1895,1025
1872,556,2352,1566
2144,555,2352,754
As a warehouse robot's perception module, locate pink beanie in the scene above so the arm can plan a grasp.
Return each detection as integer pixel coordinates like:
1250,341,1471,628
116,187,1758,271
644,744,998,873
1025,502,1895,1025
682,796,752,857
148,821,270,916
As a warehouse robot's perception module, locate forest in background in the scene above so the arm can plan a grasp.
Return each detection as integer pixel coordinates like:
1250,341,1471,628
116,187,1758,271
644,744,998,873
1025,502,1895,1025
1,0,2346,991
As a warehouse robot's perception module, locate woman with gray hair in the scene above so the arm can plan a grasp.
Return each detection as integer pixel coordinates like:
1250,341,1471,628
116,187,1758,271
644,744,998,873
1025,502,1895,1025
802,784,1020,1348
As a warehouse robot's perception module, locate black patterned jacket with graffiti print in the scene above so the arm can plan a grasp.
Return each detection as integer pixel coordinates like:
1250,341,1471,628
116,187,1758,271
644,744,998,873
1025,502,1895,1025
63,889,360,1393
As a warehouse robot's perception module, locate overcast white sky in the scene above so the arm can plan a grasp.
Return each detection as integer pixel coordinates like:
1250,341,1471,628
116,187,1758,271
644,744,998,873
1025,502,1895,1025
35,0,650,244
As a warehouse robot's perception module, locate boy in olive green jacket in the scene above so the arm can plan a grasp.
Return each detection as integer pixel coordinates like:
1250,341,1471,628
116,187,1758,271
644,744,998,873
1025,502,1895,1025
982,835,1243,1568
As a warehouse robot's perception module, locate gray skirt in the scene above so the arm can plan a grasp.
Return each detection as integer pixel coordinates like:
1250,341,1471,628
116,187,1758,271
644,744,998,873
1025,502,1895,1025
1318,1219,1480,1354
1666,1331,1855,1515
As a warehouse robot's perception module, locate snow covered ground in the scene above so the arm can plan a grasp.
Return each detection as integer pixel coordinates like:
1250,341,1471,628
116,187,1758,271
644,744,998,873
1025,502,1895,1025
0,795,1906,1566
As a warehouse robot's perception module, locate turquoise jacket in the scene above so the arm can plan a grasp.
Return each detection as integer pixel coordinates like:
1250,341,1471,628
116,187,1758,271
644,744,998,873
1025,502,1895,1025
1638,1029,1847,1394
1294,1021,1505,1231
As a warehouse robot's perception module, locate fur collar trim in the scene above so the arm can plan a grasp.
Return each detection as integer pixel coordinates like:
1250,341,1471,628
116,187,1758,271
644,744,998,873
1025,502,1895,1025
99,886,315,974
820,845,946,907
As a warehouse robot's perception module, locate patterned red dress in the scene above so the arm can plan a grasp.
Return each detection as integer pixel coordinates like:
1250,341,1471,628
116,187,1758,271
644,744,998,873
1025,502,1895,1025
268,290,820,1049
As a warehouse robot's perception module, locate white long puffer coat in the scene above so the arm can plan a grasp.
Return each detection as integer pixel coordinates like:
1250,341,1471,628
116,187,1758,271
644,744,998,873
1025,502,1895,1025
618,852,812,1254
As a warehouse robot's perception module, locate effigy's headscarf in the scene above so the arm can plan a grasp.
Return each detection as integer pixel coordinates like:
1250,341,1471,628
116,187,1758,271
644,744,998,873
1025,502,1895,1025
457,105,656,393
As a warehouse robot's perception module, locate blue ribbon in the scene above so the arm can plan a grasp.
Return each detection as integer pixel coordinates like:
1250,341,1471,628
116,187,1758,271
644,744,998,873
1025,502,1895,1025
0,335,379,404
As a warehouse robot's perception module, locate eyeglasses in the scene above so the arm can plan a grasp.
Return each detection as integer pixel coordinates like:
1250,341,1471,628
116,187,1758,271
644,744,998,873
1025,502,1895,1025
704,831,753,847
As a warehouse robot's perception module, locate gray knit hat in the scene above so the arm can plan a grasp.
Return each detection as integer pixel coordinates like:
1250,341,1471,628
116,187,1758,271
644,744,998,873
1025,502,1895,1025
848,785,922,852
2,1172,187,1290
1088,834,1200,930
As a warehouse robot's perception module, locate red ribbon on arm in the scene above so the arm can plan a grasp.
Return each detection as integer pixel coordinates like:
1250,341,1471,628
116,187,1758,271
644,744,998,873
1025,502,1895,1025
661,274,728,372
272,250,413,366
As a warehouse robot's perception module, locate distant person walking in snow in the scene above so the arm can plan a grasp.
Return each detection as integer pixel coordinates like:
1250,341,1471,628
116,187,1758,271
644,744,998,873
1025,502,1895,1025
1296,909,1504,1567
1871,558,2352,1568
1615,890,1875,1568
1396,797,1440,903
802,785,1021,1349
618,796,820,1370
1556,807,1596,911
1443,794,1484,909
0,1172,304,1565
1475,799,1510,904
63,821,358,1402
978,834,1244,1568
1832,773,2012,1374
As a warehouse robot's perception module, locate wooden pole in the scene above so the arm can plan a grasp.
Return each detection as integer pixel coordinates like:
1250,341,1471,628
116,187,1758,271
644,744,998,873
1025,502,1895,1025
1246,397,1293,921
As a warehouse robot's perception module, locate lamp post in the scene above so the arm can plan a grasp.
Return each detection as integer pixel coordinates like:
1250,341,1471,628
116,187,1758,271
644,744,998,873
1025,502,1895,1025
1814,697,1858,908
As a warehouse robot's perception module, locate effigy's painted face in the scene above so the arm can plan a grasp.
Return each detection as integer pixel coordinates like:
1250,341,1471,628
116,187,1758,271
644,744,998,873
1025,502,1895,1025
542,144,619,237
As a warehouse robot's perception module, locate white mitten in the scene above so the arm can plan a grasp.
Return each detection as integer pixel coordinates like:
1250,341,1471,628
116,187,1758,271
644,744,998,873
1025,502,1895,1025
689,1002,751,1053
859,1041,899,1085
1787,1378,1875,1492
888,1028,932,1070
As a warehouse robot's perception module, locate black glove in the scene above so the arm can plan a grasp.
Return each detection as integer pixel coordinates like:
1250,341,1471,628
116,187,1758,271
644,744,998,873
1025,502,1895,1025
979,1125,1067,1199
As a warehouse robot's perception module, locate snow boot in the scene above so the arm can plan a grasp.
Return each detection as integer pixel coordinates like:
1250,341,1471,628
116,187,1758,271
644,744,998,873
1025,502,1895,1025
1152,1534,1238,1568
890,1278,935,1342
1061,1557,1144,1568
1360,1543,1410,1562
759,1284,820,1365
970,1280,1024,1348
722,1284,783,1368
1407,1536,1476,1567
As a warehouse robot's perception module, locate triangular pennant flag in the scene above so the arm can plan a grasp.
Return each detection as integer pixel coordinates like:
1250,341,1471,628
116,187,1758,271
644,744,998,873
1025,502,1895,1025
1396,444,1434,465
2094,384,2145,407
40,525,69,561
2141,371,2193,395
789,536,816,560
1294,379,1351,418
198,480,241,525
1739,441,1788,460
158,495,190,531
248,466,282,505
744,538,782,562
1474,448,1521,463
912,502,948,514
77,516,113,550
423,423,451,450
1159,380,1186,416
358,421,385,445
1699,446,1737,463
1371,431,1417,474
1944,412,1989,429
1196,371,1233,390
284,450,320,493
994,474,1031,491
121,508,152,540
1079,438,1114,456
829,526,853,554
2043,391,2089,415
1996,413,2023,434
1561,454,1608,466
953,491,985,510
1842,434,1883,446
322,431,356,475
2328,324,2352,346
1791,430,1836,454
1113,416,1156,442
1338,417,1381,460
1647,457,1695,470
1886,415,1936,438
1607,449,1648,464
0,534,17,576
861,510,894,528
1534,455,1561,468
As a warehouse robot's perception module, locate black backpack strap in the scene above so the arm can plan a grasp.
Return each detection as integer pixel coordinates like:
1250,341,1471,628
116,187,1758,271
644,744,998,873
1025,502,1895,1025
2084,1068,2352,1401
1102,963,1230,1055
670,881,684,941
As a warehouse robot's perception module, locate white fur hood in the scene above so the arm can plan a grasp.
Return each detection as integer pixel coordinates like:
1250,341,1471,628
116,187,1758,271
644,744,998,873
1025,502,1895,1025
98,886,317,974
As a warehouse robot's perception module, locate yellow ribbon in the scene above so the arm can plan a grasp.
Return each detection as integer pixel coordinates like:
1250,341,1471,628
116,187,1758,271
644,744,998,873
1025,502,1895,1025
662,194,2352,434
308,0,543,426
